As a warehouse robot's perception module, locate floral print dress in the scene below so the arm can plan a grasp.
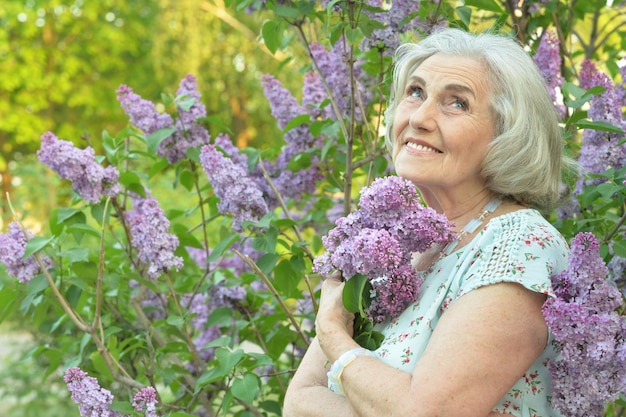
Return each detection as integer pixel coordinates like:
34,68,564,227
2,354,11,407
373,209,569,417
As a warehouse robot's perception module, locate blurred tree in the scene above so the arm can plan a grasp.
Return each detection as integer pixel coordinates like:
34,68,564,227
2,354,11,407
0,0,159,224
0,0,306,227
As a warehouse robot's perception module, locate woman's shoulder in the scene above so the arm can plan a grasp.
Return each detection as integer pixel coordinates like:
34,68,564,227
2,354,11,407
454,208,569,297
486,208,568,251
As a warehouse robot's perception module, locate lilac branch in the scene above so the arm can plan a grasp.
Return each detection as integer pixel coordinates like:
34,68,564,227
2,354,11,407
233,249,309,347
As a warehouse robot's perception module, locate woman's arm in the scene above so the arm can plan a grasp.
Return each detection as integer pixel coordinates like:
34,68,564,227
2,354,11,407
283,337,354,417
286,275,549,417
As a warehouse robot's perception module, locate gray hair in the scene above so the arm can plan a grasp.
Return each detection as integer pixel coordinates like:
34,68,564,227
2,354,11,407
384,28,576,212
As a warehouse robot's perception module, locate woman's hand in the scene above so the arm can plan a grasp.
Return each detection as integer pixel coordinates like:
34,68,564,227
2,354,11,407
315,272,358,362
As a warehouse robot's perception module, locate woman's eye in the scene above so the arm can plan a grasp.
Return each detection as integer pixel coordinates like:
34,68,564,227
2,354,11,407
407,86,423,99
452,98,468,110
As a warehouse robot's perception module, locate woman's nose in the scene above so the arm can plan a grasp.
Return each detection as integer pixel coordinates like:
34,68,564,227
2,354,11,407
408,99,437,132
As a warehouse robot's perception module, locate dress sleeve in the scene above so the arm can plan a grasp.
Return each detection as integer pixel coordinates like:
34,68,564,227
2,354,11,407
454,210,569,300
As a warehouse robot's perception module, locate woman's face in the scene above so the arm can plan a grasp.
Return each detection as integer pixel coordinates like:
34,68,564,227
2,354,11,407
392,53,496,201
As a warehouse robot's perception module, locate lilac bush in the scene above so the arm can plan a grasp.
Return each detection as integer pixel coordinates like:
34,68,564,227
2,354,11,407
543,233,626,417
2,2,626,417
575,60,626,193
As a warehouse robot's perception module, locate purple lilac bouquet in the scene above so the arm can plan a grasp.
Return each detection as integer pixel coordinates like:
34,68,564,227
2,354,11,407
313,176,453,324
542,232,626,417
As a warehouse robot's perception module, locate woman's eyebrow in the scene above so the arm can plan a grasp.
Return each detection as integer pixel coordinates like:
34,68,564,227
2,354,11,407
406,75,475,98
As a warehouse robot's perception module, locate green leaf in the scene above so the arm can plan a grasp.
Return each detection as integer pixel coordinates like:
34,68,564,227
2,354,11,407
146,127,176,154
262,20,282,54
70,261,98,285
206,307,235,327
595,182,622,200
50,208,86,236
178,169,195,191
612,240,626,258
353,315,384,350
230,373,260,404
26,274,49,295
206,234,240,263
56,208,82,224
272,5,299,19
256,253,280,276
455,6,472,29
345,26,362,44
109,401,134,414
252,226,278,253
342,274,370,314
167,315,185,329
196,366,227,392
176,95,196,112
119,171,145,196
216,347,244,373
66,223,101,238
464,0,504,13
23,236,55,259
272,259,302,298
283,114,310,133
259,400,283,415
58,248,89,263
575,120,625,134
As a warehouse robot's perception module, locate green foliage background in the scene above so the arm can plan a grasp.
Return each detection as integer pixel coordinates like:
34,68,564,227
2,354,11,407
0,0,625,416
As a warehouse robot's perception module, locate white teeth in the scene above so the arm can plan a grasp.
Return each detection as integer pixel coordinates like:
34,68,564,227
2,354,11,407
406,142,439,153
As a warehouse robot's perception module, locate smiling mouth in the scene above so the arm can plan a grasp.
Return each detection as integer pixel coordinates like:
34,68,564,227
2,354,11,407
405,141,442,153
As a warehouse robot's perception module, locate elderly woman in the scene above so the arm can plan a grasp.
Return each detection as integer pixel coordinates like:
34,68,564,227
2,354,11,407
283,28,575,417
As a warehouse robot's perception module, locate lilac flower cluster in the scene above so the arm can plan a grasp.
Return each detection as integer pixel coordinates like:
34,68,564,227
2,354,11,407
132,387,159,417
313,176,453,322
259,75,324,203
199,144,269,232
575,60,626,193
158,75,212,163
361,0,422,54
542,232,626,417
0,222,53,283
64,368,160,417
125,193,183,278
116,85,173,136
64,367,124,417
117,75,211,164
533,29,566,118
37,132,121,204
309,40,372,122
